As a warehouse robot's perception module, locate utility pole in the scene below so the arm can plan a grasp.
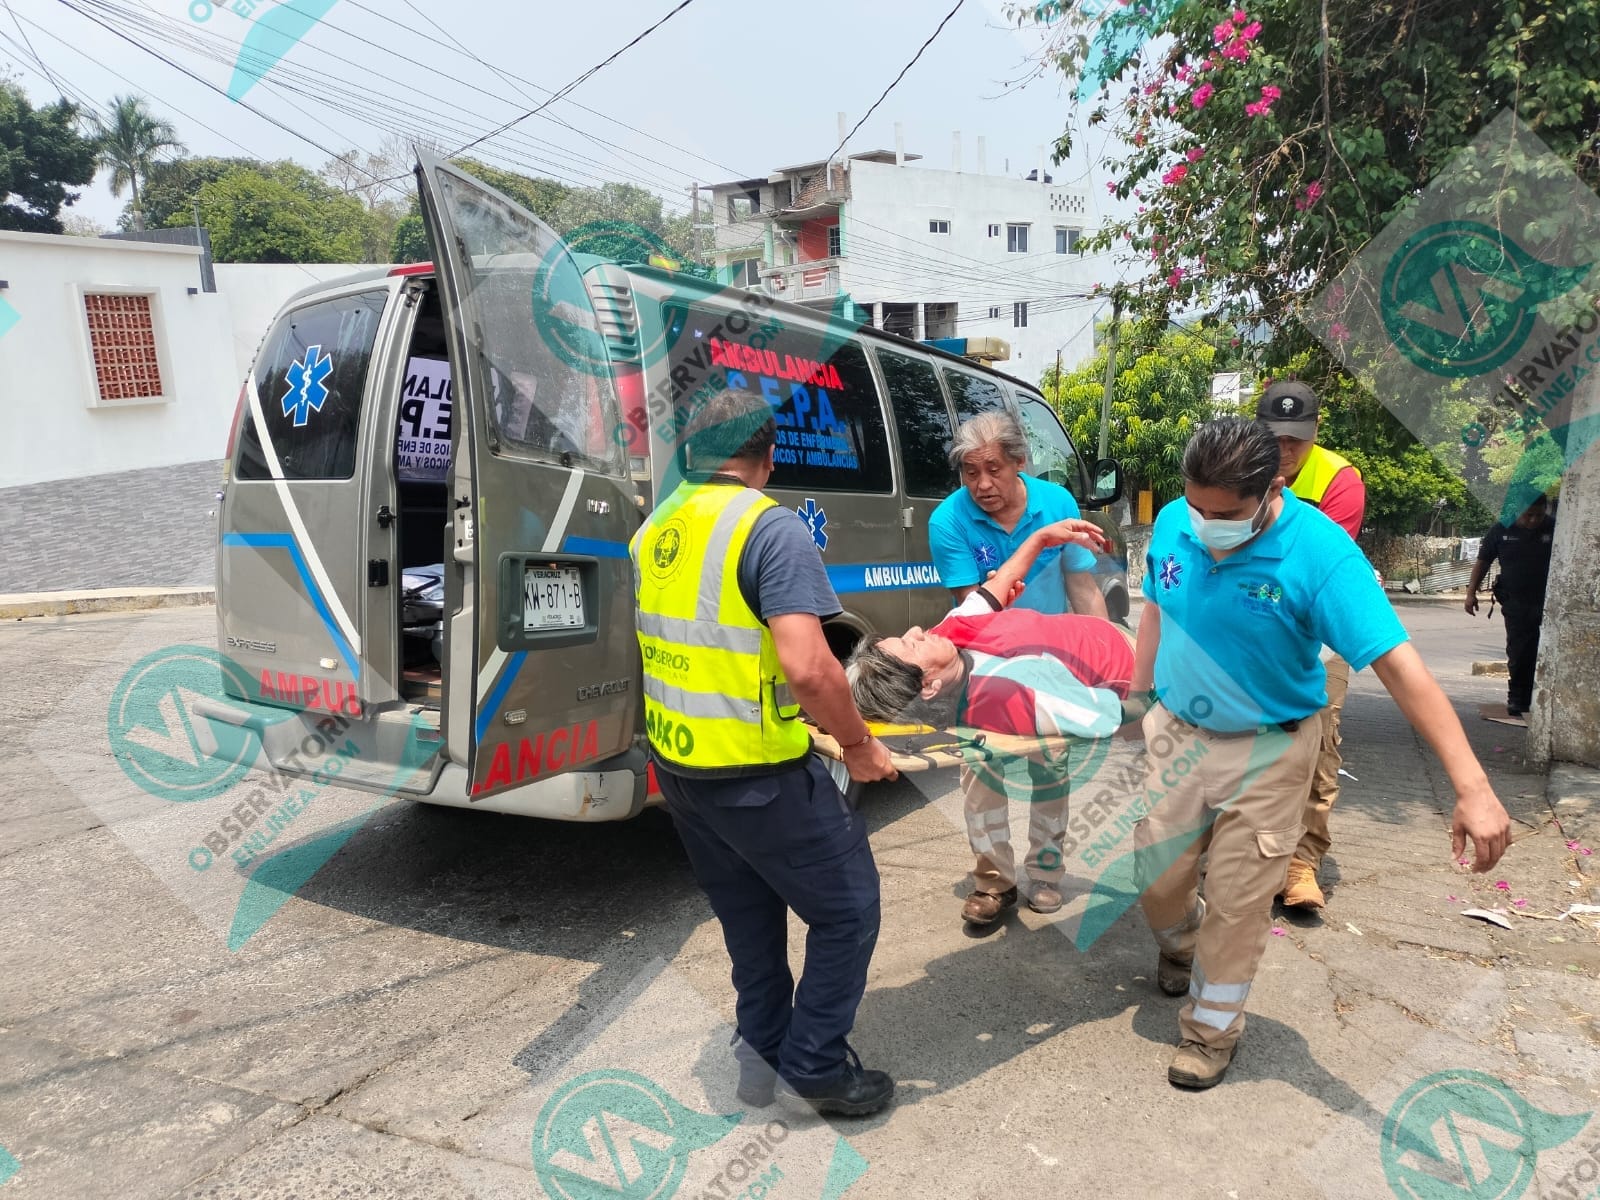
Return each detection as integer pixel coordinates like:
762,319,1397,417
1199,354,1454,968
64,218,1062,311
1097,288,1122,462
1055,347,1063,400
688,183,703,263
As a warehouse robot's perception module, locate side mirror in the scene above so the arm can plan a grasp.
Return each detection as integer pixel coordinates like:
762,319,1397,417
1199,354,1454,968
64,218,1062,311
1085,458,1123,508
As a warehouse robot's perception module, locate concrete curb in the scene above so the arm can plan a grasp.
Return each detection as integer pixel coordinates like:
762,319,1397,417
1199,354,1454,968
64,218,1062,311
0,587,215,620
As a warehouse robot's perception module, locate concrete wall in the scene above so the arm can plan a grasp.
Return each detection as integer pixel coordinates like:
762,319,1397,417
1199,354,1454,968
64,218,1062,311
843,159,1102,387
1,230,238,488
0,232,377,489
1529,373,1600,767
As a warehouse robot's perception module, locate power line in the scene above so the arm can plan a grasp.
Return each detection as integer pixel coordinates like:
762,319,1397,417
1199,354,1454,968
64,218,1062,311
825,0,966,165
450,0,699,160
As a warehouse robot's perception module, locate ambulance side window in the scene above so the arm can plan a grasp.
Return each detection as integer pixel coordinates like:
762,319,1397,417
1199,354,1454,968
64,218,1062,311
876,349,957,499
941,367,1006,424
237,290,388,480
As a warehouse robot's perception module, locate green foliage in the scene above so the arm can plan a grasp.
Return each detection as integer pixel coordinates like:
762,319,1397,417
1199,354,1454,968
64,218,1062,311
454,157,572,224
90,95,183,231
136,156,260,230
177,162,370,262
1044,323,1232,504
0,80,97,233
390,210,429,262
1036,0,1600,337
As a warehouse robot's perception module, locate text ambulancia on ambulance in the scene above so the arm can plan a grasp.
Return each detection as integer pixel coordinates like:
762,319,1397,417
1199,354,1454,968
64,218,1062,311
206,155,1126,823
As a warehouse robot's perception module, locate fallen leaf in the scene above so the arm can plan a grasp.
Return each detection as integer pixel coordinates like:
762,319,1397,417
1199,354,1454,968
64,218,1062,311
1461,908,1513,929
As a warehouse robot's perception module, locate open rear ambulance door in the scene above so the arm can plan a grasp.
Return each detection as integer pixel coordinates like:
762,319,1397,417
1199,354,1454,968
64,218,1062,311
414,155,641,809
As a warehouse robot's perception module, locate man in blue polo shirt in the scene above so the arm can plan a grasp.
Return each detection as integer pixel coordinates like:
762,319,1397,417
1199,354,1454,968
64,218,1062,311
929,411,1110,926
930,411,1108,618
1129,418,1511,1090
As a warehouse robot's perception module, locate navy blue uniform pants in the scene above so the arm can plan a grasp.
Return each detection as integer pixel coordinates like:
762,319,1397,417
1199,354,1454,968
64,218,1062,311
657,754,881,1088
1500,596,1544,712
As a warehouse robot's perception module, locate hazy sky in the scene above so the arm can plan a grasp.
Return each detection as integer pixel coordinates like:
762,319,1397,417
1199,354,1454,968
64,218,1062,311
1,0,1123,231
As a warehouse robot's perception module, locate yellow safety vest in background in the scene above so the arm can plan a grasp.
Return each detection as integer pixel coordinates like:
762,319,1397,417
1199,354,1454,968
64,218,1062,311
631,481,811,775
1289,444,1356,506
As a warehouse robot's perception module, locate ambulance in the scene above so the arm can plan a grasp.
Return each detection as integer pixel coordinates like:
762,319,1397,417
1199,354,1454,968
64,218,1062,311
201,156,1125,821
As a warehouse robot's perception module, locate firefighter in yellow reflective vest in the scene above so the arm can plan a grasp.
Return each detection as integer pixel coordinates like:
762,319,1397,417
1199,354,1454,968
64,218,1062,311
632,388,899,1118
1256,380,1367,911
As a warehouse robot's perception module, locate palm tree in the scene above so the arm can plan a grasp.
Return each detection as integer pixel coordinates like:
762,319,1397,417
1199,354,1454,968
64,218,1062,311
91,95,184,231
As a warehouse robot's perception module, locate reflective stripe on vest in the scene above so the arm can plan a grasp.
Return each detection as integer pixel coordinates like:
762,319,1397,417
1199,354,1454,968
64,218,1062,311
1289,444,1355,506
632,481,812,773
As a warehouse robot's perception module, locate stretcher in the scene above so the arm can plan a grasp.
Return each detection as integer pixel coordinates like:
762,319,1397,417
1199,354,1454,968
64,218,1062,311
809,721,1093,775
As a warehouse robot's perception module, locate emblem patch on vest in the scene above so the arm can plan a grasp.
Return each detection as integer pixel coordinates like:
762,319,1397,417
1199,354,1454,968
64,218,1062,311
649,517,689,581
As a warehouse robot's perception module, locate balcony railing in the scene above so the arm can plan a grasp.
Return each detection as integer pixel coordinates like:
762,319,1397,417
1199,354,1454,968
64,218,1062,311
761,259,841,300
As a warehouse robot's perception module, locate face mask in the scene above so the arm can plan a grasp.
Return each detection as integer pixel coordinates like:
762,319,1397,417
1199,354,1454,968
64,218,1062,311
1188,494,1268,550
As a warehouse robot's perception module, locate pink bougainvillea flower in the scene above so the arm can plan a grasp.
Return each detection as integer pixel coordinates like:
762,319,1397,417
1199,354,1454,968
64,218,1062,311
1261,84,1282,101
1270,927,1286,937
1244,100,1267,116
1133,131,1146,146
1166,266,1185,286
1240,19,1263,38
1175,63,1194,83
1233,7,1248,19
1186,146,1206,162
1213,20,1235,44
1446,894,1459,902
1143,82,1160,96
1328,322,1350,343
1192,82,1214,109
1221,37,1252,61
1161,163,1188,185
1494,880,1511,891
1107,180,1118,193
1512,898,1529,908
1306,180,1324,202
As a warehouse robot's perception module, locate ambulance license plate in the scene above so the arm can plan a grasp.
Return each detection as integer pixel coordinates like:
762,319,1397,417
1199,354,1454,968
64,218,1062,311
523,566,584,631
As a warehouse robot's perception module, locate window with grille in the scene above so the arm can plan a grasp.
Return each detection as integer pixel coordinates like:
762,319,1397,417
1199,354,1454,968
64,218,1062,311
987,305,1001,319
827,224,841,257
1013,301,1029,327
83,292,164,402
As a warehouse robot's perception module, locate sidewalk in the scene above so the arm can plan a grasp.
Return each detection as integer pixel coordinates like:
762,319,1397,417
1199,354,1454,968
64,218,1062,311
0,587,214,620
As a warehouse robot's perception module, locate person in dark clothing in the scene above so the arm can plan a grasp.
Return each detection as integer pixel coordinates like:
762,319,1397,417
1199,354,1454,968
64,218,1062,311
1465,494,1556,717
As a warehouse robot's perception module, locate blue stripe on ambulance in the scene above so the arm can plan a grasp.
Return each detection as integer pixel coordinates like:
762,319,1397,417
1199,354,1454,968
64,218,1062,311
475,651,528,742
826,562,944,593
221,532,357,668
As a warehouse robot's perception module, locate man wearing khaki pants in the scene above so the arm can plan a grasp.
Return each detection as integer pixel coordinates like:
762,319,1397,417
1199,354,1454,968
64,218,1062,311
1255,381,1367,909
1129,419,1509,1088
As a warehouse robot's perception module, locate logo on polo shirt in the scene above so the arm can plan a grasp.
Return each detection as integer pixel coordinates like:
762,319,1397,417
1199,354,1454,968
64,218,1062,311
1157,554,1183,590
974,541,1001,571
1238,581,1284,616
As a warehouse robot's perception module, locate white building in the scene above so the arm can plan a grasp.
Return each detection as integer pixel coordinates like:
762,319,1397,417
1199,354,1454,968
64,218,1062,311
701,137,1108,385
0,228,369,489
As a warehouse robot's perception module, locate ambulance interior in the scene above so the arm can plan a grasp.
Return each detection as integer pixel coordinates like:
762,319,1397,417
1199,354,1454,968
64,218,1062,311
395,284,452,704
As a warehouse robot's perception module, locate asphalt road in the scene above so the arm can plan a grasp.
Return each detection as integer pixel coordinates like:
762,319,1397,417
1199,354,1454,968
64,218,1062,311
1,601,1595,1200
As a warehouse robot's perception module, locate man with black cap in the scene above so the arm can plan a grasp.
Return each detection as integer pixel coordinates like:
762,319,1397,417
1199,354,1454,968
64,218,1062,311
1256,380,1367,911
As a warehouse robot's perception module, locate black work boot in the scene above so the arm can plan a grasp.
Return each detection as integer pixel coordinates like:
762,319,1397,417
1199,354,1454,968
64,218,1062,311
778,1046,895,1117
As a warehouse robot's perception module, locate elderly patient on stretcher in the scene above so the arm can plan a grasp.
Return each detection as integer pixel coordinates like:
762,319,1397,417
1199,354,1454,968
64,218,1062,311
845,518,1138,738
844,517,1141,925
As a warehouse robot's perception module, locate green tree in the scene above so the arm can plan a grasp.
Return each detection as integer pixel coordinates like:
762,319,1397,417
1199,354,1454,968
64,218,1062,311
1044,323,1231,505
1034,0,1600,341
0,80,97,233
135,155,263,230
1029,0,1595,525
390,210,429,262
90,95,184,231
183,164,369,262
